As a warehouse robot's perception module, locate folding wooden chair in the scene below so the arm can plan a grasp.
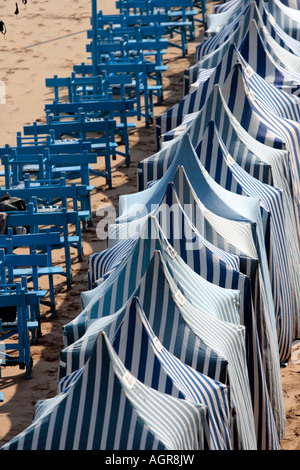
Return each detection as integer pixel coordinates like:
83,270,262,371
93,57,161,126
0,277,39,379
151,0,195,56
5,206,80,289
0,228,64,318
5,175,93,230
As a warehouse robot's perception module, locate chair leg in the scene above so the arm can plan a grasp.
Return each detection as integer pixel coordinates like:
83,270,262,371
48,274,56,318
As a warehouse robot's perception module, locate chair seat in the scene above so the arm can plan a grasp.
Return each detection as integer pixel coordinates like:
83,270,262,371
91,142,118,150
78,210,91,220
155,65,168,72
27,321,39,330
59,235,80,245
35,289,48,298
52,165,93,174
0,319,38,330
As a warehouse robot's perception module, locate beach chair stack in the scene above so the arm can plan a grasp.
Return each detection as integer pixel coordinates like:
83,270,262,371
4,0,300,452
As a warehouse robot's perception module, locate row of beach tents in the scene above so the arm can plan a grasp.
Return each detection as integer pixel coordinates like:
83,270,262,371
2,0,300,450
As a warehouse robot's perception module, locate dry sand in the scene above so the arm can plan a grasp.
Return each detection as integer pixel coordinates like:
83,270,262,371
0,0,299,451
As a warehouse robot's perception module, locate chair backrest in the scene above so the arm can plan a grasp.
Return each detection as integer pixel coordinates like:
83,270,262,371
22,115,117,141
0,276,30,310
45,96,134,117
0,138,92,157
45,75,73,103
5,206,74,234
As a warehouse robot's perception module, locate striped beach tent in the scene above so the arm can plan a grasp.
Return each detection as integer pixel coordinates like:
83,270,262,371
195,0,254,60
171,167,285,437
118,136,278,353
156,79,300,348
156,40,288,148
214,0,243,14
64,250,258,450
205,0,254,38
212,0,300,55
194,120,293,365
202,0,300,47
139,119,272,192
117,137,279,357
220,64,300,338
160,33,300,150
258,0,300,55
107,140,285,440
238,20,300,96
59,273,235,450
159,43,300,240
1,325,208,450
69,199,242,346
73,210,281,449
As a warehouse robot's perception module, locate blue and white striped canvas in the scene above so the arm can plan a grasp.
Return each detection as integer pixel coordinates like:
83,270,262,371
193,121,293,365
205,0,254,38
188,15,300,97
109,140,285,443
211,0,300,54
221,63,300,340
75,207,280,449
202,0,300,50
63,251,259,450
155,62,300,345
59,278,234,450
267,0,300,40
1,325,208,450
280,0,300,8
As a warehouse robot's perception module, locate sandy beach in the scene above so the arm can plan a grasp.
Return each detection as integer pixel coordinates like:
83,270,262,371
0,0,299,450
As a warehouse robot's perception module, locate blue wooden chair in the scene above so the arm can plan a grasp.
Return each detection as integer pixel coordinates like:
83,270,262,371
151,0,194,56
5,206,80,289
0,176,93,230
1,150,96,212
45,74,107,104
0,163,92,232
90,37,130,62
0,276,39,379
45,84,134,166
192,0,206,27
156,0,201,38
91,58,160,126
0,246,48,339
0,228,64,318
86,26,168,98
